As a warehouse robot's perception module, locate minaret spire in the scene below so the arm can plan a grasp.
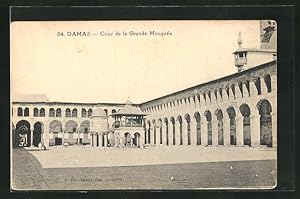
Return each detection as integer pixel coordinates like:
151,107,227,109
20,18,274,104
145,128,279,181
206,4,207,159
237,32,242,48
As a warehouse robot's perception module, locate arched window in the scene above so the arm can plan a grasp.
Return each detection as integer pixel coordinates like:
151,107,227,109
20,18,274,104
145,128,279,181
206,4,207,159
40,108,45,117
81,108,87,117
65,108,71,117
17,107,23,116
112,109,116,115
56,108,61,117
49,108,55,117
33,108,39,117
104,109,108,116
72,108,77,117
88,109,93,117
24,108,29,117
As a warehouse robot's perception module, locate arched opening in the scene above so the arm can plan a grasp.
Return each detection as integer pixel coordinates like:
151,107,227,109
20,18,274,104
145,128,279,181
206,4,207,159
72,108,77,117
81,108,87,117
24,108,29,117
152,120,156,145
133,132,141,146
33,122,43,147
257,99,272,147
227,106,236,145
204,110,212,145
255,77,262,95
80,120,90,145
124,132,131,146
215,109,224,145
184,114,191,145
264,74,272,93
56,108,61,117
49,120,62,146
17,107,23,116
170,117,175,145
240,103,251,146
194,112,201,145
177,115,183,145
104,109,108,116
65,108,71,117
15,120,31,147
158,119,163,145
65,120,78,145
49,108,55,117
33,108,39,117
88,109,93,117
112,109,116,115
164,118,169,145
40,108,45,117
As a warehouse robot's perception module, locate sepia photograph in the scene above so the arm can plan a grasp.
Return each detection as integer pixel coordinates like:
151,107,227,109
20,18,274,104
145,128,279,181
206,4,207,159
10,20,277,190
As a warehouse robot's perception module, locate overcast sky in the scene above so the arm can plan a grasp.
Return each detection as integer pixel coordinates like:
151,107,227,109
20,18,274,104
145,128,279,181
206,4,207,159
11,20,260,103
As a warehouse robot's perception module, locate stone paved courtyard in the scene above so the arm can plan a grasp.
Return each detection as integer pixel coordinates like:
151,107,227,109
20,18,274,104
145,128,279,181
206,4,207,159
12,147,277,190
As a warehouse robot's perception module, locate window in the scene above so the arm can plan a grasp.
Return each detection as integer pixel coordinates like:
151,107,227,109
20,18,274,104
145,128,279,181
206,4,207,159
81,108,87,117
40,108,45,117
65,108,71,117
56,108,61,117
24,108,29,117
49,108,55,117
33,108,39,117
17,107,23,116
72,108,77,117
88,109,93,117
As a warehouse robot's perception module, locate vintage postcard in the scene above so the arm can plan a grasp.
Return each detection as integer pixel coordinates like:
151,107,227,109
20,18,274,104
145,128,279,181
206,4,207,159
11,20,277,190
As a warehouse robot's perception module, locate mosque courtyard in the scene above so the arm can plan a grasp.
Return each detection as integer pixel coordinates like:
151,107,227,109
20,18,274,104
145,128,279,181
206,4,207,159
12,146,277,190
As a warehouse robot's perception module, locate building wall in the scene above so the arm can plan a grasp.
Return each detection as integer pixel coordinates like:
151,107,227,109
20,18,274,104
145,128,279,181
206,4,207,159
140,61,277,148
11,61,277,149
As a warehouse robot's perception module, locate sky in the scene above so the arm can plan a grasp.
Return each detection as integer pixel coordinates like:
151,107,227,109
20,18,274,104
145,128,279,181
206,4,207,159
11,20,261,104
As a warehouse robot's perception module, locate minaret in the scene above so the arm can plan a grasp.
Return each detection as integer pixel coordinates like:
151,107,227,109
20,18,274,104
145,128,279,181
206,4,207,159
233,31,276,72
233,32,247,72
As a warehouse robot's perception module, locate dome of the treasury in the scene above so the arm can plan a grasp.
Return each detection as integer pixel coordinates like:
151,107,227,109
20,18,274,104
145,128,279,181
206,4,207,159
92,108,107,117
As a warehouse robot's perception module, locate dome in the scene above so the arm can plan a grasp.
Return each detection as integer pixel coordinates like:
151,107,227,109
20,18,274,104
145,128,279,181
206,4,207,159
92,108,107,117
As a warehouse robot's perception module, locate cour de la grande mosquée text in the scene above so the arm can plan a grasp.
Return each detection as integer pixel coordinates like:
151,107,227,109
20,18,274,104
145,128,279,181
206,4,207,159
57,30,173,37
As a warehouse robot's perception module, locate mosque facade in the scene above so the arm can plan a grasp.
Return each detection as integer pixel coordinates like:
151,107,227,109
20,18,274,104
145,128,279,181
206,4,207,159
11,25,277,149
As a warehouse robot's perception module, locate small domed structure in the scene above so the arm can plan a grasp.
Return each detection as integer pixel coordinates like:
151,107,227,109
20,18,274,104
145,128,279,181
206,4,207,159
92,108,107,117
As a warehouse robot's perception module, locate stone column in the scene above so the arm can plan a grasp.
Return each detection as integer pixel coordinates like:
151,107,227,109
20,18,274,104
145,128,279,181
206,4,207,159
272,112,277,148
271,74,277,93
62,128,65,146
77,130,80,145
161,124,166,146
98,133,103,147
43,124,50,148
236,115,244,146
212,118,218,146
190,121,197,146
200,93,206,107
145,128,148,144
222,88,229,102
250,79,258,97
119,134,123,147
182,122,188,146
157,126,161,146
30,127,34,147
93,133,97,147
242,83,249,98
229,87,235,101
175,122,181,146
201,120,208,146
151,127,155,145
235,83,242,99
104,133,108,147
223,114,230,146
260,76,268,94
250,113,261,147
